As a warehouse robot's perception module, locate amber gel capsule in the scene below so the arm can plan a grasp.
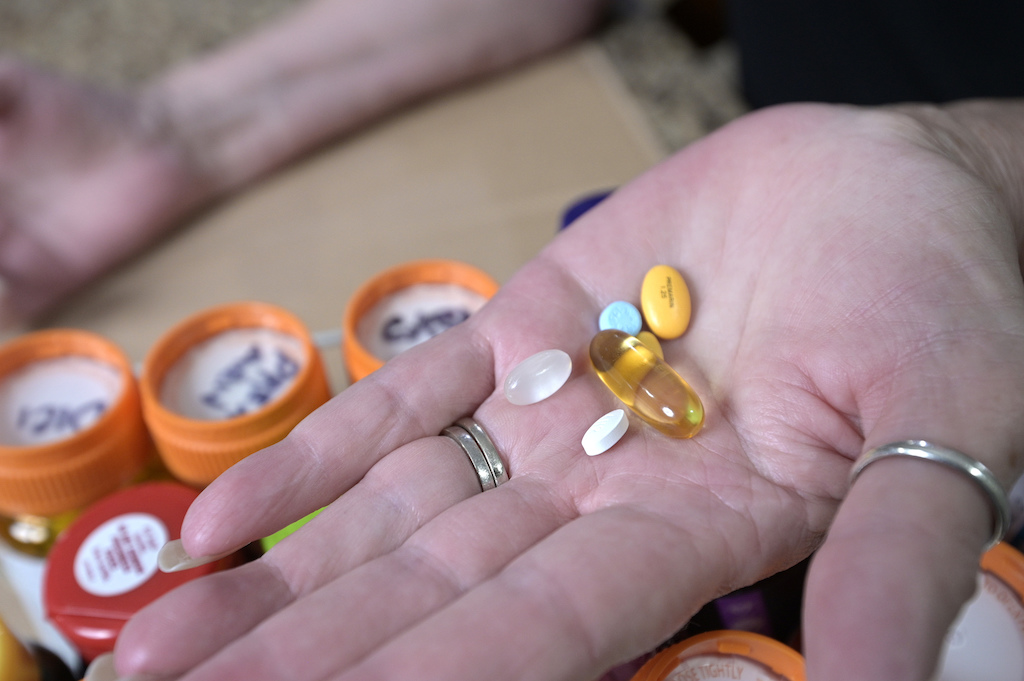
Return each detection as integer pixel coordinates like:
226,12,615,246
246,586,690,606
589,329,704,438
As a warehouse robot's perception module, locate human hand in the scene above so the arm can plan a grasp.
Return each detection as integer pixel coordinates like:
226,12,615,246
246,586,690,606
113,102,1024,681
0,0,604,327
0,58,205,324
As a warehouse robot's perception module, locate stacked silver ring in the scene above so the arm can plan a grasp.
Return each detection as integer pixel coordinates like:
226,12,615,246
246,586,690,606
441,417,509,492
850,440,1011,552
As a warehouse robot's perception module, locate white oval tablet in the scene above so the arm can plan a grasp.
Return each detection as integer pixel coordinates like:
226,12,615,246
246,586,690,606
503,349,572,406
582,409,628,456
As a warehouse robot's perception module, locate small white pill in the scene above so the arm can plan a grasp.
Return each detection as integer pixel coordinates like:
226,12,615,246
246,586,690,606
504,349,572,406
582,408,628,456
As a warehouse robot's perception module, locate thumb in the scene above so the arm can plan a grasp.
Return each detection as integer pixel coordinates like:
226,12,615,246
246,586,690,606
803,335,1024,681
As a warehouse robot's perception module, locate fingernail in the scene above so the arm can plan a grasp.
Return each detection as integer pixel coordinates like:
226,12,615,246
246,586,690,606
84,652,175,681
84,653,117,681
157,539,236,573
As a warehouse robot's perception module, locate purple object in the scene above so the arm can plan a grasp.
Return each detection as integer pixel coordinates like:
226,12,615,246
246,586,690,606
714,590,773,637
560,190,613,230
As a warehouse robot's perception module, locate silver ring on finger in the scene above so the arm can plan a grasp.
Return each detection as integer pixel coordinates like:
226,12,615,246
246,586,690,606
440,417,508,492
850,440,1010,552
456,417,509,485
442,425,496,491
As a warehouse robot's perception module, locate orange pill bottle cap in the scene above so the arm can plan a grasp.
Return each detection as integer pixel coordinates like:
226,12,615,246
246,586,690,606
0,330,150,517
630,631,805,681
342,259,499,382
140,302,330,487
981,541,1024,586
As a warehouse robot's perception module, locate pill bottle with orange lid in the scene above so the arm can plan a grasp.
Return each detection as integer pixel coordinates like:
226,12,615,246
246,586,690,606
256,262,497,552
682,558,808,647
140,301,330,487
629,630,805,681
0,330,154,556
0,614,37,681
0,615,76,681
932,541,1024,681
342,259,499,382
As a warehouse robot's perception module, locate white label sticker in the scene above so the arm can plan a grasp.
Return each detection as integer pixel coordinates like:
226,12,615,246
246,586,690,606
936,571,1024,681
0,356,123,446
356,283,486,361
665,654,787,681
73,513,169,597
160,328,306,420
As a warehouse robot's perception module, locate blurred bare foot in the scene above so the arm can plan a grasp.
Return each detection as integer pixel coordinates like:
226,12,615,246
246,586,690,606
0,58,210,325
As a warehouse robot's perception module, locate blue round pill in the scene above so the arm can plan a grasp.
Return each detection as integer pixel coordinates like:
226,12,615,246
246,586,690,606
599,301,643,336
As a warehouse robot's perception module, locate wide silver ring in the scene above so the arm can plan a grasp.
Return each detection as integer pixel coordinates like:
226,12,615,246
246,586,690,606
850,440,1011,552
442,425,495,491
456,417,509,486
441,418,508,492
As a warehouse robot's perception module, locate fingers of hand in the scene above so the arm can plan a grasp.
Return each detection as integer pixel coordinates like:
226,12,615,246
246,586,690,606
339,504,747,681
179,324,495,556
115,433,486,677
805,457,991,681
134,477,569,681
114,560,292,677
265,435,486,593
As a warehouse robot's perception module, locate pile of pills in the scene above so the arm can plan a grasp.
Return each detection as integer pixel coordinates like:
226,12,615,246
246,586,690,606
597,264,690,341
502,264,703,458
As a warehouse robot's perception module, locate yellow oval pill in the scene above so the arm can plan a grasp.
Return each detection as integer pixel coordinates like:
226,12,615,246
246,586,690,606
640,265,691,339
636,331,664,359
590,329,704,439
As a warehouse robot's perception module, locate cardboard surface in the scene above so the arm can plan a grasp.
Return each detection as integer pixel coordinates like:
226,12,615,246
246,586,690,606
46,43,665,391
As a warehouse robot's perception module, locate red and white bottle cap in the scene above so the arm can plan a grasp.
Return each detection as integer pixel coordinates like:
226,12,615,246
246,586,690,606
42,482,238,662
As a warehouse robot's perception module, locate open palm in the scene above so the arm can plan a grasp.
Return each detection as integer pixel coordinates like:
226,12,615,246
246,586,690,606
116,103,1024,681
